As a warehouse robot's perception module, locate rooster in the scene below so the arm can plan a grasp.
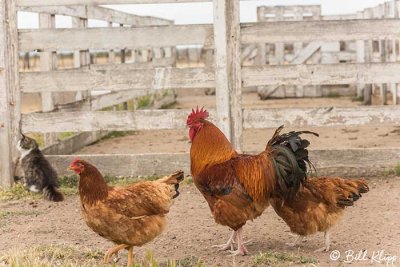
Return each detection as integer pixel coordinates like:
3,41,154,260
187,107,318,255
270,176,369,252
69,158,184,266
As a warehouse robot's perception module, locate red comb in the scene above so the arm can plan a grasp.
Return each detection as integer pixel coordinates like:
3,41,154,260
187,106,209,125
70,157,81,165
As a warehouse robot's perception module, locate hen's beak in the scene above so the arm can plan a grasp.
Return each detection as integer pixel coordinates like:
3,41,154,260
67,166,73,171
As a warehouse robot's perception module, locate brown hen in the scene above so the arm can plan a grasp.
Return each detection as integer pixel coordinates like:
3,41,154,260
69,158,184,266
270,176,369,252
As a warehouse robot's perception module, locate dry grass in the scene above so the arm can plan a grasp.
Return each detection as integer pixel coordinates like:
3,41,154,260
0,244,205,267
250,251,317,267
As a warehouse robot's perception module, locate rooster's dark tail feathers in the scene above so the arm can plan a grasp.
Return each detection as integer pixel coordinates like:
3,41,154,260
267,125,318,200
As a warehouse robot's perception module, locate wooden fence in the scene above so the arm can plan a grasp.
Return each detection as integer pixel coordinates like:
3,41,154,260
1,0,400,188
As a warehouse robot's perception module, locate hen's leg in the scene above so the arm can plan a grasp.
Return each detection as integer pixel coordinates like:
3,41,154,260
103,244,129,263
286,235,304,247
314,231,330,252
212,230,237,251
127,246,134,267
229,227,248,256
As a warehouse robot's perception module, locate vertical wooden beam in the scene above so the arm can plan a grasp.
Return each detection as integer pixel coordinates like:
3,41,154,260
0,0,20,188
213,0,242,150
72,17,89,102
356,11,365,98
108,22,115,63
39,13,57,145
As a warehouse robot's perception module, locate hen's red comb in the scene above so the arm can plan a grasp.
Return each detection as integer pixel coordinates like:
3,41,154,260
187,106,209,125
70,157,81,166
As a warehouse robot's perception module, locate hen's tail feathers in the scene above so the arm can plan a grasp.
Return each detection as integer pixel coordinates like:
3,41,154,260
159,170,185,199
267,125,319,200
336,178,369,207
43,185,64,202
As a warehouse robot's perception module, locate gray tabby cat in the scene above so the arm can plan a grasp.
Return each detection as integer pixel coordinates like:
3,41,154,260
17,134,64,202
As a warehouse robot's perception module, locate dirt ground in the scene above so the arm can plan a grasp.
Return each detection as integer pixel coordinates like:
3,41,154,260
0,177,399,267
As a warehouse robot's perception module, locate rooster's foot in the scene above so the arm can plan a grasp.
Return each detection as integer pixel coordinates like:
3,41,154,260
213,230,237,251
314,231,330,253
228,244,248,256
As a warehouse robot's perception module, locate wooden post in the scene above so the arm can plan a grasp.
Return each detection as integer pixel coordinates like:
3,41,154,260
356,11,365,98
39,13,57,145
72,17,89,102
213,0,242,150
0,0,20,188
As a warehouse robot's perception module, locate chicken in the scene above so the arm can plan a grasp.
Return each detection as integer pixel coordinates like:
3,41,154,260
69,158,184,266
270,176,369,252
187,107,317,255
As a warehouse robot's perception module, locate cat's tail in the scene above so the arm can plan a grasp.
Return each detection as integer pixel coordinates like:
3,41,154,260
43,185,64,202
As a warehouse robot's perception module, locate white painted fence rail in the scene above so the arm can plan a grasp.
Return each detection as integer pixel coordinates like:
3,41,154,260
21,106,400,133
18,19,400,51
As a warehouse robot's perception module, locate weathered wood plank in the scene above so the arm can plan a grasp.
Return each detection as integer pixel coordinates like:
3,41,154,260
20,67,215,93
39,13,58,146
42,131,107,155
22,106,400,133
17,0,216,6
243,106,400,129
213,0,242,150
19,6,173,26
21,109,217,133
242,63,400,87
86,6,173,26
241,19,400,44
20,63,400,93
46,148,400,177
18,25,213,51
0,0,20,188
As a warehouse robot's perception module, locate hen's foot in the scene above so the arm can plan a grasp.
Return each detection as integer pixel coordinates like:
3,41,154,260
103,244,129,263
314,246,329,253
127,246,135,267
314,231,330,252
227,227,248,256
286,235,304,247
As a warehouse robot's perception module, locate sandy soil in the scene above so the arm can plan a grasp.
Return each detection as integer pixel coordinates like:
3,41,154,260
0,177,399,267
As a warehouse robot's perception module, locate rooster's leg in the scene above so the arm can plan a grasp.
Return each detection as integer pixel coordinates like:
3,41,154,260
103,244,129,263
127,246,134,267
212,230,237,251
228,227,248,256
314,231,330,252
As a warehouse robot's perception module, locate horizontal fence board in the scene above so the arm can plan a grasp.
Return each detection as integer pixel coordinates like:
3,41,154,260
17,0,215,6
241,19,400,43
18,19,400,51
22,109,217,133
244,106,400,128
19,6,172,26
20,67,214,93
22,106,400,133
47,148,400,177
21,63,400,93
243,63,400,87
18,25,213,51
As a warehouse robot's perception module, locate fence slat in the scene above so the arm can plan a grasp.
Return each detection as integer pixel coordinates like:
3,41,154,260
241,19,400,44
17,0,216,6
242,62,400,87
21,106,400,133
20,63,400,93
18,25,213,51
243,106,400,129
20,67,215,93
